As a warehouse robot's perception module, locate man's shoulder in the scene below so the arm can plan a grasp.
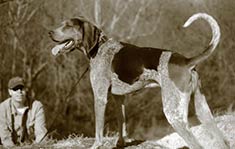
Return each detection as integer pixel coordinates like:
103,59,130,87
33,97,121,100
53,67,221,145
0,98,11,114
0,98,11,108
29,99,45,116
31,99,44,109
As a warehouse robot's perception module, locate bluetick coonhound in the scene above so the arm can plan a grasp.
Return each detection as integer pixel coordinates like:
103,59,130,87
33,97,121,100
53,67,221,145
49,13,228,149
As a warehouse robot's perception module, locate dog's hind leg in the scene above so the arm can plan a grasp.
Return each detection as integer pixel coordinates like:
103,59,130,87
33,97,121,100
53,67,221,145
161,88,202,149
113,95,128,147
159,51,202,149
194,86,229,149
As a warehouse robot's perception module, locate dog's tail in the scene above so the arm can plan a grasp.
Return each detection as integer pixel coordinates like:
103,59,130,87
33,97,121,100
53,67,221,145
183,13,221,68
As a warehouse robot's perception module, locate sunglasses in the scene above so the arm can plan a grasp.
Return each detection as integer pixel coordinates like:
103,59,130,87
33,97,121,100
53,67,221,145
12,85,25,91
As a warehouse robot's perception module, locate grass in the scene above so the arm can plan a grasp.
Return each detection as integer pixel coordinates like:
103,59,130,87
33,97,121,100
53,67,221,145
2,110,234,149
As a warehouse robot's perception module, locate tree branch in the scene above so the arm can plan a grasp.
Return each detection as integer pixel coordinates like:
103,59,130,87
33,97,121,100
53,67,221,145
127,0,152,38
0,0,14,5
109,0,132,31
125,2,162,41
94,0,102,27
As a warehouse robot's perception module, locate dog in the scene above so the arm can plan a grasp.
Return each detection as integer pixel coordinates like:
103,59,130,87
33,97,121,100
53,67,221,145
49,13,228,149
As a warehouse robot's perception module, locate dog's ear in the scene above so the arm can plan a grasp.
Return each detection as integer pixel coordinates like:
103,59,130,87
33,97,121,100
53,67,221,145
69,18,83,27
76,16,88,23
82,21,100,55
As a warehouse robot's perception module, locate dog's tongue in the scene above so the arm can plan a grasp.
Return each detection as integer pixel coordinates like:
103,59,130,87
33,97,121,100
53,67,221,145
51,42,67,56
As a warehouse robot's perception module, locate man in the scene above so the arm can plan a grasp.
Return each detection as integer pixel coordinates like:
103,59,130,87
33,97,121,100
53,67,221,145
0,76,47,147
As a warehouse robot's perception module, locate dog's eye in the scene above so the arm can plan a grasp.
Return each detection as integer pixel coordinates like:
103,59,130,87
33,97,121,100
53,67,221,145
65,21,73,27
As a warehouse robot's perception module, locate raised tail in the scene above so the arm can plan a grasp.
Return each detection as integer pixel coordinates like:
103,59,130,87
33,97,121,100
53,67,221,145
183,13,221,68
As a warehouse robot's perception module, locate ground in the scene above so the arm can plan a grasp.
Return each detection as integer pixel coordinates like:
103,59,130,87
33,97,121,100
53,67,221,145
4,113,235,149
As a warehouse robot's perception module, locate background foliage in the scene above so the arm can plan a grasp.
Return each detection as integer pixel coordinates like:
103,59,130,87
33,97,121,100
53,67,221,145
0,0,235,140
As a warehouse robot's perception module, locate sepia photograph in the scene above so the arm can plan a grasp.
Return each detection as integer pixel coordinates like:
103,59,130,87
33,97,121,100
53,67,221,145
0,0,235,148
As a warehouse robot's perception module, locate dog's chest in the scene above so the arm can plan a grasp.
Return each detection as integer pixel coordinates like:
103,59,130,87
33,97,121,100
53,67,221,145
111,43,163,85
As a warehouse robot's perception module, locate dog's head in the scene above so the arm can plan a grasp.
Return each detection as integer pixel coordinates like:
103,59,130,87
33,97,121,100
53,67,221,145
49,17,100,56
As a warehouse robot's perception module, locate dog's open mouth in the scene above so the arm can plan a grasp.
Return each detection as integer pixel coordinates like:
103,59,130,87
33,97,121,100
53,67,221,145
51,39,75,56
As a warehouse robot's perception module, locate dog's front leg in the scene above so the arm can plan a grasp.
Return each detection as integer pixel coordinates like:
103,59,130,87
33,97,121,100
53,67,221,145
92,95,108,149
90,68,110,149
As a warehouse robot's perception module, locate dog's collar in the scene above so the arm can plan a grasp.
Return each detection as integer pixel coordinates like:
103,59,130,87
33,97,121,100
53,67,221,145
98,32,108,45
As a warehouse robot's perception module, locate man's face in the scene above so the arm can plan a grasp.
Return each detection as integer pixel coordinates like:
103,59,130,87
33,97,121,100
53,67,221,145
8,85,26,103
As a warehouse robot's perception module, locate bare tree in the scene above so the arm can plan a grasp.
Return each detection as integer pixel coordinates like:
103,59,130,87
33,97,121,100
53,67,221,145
6,0,47,97
77,0,161,42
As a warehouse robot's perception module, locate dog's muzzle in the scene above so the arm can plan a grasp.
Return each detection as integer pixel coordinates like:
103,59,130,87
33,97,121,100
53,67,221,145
51,39,75,56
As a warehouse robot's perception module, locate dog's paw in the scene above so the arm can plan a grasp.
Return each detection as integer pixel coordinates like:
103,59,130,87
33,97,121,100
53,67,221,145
123,137,135,143
91,141,103,149
115,137,144,148
116,137,125,148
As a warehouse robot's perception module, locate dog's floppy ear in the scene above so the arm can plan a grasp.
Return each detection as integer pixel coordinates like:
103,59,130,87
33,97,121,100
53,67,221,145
82,21,101,56
76,16,88,23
